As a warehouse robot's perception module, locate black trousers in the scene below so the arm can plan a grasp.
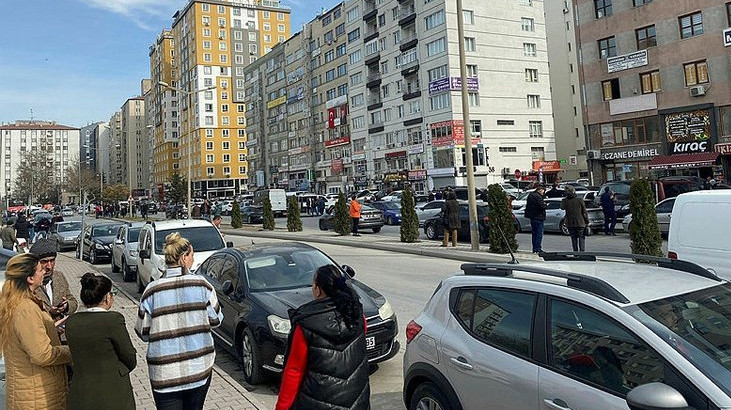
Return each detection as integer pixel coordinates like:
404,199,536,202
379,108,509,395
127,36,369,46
152,377,211,410
352,217,360,234
568,227,586,252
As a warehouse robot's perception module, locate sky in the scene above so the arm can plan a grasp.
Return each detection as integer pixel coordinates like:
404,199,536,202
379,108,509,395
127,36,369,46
0,0,341,128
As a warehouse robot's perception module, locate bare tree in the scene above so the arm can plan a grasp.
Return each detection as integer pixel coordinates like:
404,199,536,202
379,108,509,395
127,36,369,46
63,157,101,203
13,150,56,204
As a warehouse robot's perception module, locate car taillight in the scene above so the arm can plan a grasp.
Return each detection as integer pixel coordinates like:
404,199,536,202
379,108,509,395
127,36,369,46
668,251,678,259
405,320,422,344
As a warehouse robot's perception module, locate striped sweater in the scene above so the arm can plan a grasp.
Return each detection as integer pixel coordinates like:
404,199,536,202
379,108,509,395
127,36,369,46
134,267,223,393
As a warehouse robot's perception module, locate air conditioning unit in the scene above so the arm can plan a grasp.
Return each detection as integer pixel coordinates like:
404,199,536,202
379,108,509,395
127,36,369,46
204,22,210,26
586,150,601,160
690,85,706,97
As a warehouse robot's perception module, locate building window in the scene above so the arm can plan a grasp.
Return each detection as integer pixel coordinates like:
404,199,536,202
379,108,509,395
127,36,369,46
633,0,652,5
595,0,612,18
640,71,662,93
206,154,214,163
426,38,446,56
468,92,480,107
499,147,517,153
683,60,709,86
425,10,445,30
464,37,476,52
428,65,448,82
223,154,230,163
430,94,450,110
597,36,616,59
527,94,541,108
679,12,703,39
223,166,230,175
523,43,537,57
463,10,474,24
521,18,534,31
635,25,656,49
727,2,731,26
602,78,620,101
529,121,543,138
497,119,515,125
525,68,538,82
467,64,478,77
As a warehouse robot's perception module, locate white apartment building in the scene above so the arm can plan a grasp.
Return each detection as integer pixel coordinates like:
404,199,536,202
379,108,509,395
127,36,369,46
345,0,557,190
108,111,124,185
0,120,80,201
121,96,149,195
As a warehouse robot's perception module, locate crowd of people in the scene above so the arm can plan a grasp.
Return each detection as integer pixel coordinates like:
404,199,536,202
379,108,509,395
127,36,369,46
1,210,65,253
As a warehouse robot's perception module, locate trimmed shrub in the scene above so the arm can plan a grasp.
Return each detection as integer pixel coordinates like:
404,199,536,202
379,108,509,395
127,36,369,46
334,193,351,236
487,184,519,253
399,187,419,242
230,201,243,229
629,179,663,257
262,197,275,230
287,196,303,232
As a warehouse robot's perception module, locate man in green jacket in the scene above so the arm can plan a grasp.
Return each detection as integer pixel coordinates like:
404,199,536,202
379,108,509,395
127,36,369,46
560,185,589,252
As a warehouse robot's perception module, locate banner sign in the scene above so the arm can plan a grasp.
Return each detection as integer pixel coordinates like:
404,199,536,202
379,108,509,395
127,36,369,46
428,77,479,95
607,50,648,73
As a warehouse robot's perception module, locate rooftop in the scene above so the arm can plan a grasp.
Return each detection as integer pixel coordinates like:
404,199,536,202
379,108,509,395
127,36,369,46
0,120,79,131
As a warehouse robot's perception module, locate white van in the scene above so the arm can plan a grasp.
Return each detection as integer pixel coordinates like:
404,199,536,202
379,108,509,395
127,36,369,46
667,190,731,280
253,189,287,216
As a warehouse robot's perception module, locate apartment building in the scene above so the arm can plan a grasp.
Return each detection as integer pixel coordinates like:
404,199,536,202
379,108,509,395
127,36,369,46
577,0,731,183
108,111,124,185
95,122,111,184
546,1,588,181
79,122,106,172
120,93,149,194
0,120,80,201
166,0,291,199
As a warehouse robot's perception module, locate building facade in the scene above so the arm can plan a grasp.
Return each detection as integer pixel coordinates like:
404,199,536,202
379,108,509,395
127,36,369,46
108,111,124,185
120,94,148,194
95,122,111,185
576,0,731,183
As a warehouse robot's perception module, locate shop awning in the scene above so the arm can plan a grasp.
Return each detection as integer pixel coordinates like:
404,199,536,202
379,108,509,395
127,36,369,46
647,152,719,170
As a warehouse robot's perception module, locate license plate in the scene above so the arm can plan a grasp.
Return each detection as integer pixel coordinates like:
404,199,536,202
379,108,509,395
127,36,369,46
366,336,376,350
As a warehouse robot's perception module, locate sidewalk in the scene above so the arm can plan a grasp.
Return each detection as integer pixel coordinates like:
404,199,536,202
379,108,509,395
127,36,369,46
56,254,264,410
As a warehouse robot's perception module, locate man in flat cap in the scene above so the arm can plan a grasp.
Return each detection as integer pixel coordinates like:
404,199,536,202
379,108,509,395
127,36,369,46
30,238,78,320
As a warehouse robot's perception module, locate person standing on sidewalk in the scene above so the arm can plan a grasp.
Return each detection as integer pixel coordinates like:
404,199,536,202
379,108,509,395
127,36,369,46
441,191,460,247
349,194,362,236
135,232,223,410
66,273,137,410
275,264,370,410
560,185,590,252
30,239,79,321
14,213,31,249
600,187,617,235
524,184,547,253
1,219,19,250
0,253,73,410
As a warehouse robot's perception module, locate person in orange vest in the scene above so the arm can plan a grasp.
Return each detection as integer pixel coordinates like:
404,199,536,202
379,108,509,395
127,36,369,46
349,194,362,237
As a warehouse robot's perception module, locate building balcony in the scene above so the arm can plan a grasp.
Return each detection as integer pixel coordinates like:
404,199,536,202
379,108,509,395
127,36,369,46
398,7,416,26
403,116,424,126
399,34,418,52
363,5,377,21
365,53,381,67
402,88,421,101
400,58,419,76
364,29,379,43
366,73,382,88
367,98,383,111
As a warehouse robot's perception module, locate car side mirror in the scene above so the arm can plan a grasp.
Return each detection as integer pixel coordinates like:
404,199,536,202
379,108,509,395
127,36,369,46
626,383,691,410
115,239,124,245
226,241,234,248
341,264,356,278
222,280,234,296
139,249,150,259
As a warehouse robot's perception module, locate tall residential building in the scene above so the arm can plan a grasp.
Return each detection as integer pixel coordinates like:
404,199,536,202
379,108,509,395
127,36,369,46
108,111,124,185
79,122,104,171
121,91,149,195
546,1,588,181
576,0,731,184
167,0,292,199
95,122,111,183
0,120,80,201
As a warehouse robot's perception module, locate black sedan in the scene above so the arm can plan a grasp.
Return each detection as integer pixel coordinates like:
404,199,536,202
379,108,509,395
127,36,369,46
318,204,384,233
197,242,399,385
76,223,124,264
240,205,264,224
423,201,491,242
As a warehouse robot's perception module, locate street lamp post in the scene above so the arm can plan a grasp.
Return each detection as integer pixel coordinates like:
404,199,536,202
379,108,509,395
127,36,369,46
159,81,216,218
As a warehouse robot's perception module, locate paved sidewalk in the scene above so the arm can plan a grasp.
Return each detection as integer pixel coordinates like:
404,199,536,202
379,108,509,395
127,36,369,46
57,254,265,410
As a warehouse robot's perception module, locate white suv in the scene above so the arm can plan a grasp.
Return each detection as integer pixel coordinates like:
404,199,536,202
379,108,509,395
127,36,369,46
135,219,232,293
403,252,731,410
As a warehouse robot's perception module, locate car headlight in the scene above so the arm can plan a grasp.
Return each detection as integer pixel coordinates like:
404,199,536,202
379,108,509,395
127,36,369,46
64,236,76,241
267,315,292,338
620,204,630,211
95,243,104,249
129,249,138,257
378,300,394,320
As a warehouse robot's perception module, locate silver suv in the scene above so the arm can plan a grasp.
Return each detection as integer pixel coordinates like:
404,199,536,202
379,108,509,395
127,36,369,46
111,222,144,282
403,252,731,410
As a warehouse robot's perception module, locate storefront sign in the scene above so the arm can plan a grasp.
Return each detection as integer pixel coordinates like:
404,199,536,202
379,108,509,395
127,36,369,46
384,171,408,182
385,150,407,159
665,109,711,153
324,136,350,148
428,77,479,95
352,153,366,160
430,120,478,148
716,143,731,155
607,50,648,73
408,144,424,154
532,160,561,172
331,158,344,173
427,167,456,176
724,28,731,47
601,147,660,160
408,170,427,181
670,141,709,154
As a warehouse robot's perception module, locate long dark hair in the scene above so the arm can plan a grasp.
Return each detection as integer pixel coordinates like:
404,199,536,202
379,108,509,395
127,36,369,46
315,264,362,329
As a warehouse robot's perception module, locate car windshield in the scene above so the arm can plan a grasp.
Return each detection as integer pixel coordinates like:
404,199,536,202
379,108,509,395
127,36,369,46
58,222,82,232
607,183,631,196
245,249,334,292
625,284,731,396
154,227,225,254
128,227,142,242
517,191,532,200
93,225,122,237
380,202,400,210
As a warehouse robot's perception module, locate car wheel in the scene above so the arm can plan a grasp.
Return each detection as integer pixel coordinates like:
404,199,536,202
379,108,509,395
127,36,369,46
90,249,97,264
122,260,135,282
240,327,264,385
425,223,438,240
111,256,120,273
76,246,81,260
410,382,453,410
560,219,570,236
319,220,327,231
386,216,394,225
372,227,381,233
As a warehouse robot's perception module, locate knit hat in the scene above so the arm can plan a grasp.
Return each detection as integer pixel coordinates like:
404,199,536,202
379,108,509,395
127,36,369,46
30,238,58,258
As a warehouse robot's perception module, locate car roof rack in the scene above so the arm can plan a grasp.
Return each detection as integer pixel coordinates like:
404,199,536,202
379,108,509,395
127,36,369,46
461,263,630,304
540,252,721,282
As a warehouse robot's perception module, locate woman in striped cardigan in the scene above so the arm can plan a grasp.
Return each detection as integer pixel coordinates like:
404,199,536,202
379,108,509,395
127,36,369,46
135,232,223,410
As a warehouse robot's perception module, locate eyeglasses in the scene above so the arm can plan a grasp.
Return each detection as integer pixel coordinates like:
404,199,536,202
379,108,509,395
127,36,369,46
109,288,118,296
39,258,56,265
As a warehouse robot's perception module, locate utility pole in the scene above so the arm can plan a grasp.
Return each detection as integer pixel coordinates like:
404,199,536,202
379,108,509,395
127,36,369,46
456,0,480,250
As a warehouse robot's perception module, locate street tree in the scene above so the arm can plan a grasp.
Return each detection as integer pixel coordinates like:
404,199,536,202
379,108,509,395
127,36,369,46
400,187,419,242
629,179,663,257
12,150,56,204
102,184,129,203
334,193,351,235
63,158,101,201
230,201,243,229
487,184,518,254
262,197,275,230
167,173,187,204
287,196,303,232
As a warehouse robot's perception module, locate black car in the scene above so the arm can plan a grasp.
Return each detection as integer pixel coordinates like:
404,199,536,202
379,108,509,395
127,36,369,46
318,204,384,233
197,243,399,385
593,181,632,220
423,201,491,242
240,205,264,224
76,223,124,264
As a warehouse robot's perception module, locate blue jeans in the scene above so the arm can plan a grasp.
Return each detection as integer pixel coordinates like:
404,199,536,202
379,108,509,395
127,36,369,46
530,219,544,253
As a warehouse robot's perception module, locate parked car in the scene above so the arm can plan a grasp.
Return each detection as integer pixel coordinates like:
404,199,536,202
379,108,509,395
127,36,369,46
594,181,633,220
403,253,731,410
135,219,233,293
514,198,604,235
198,242,399,385
622,197,675,236
451,186,487,201
111,222,144,282
240,205,264,224
253,189,287,217
668,191,731,280
49,221,83,251
504,179,535,191
423,201,494,243
318,204,384,233
500,183,522,197
60,207,74,217
76,223,125,264
380,190,403,202
511,190,534,210
165,203,188,219
369,201,402,225
415,200,445,227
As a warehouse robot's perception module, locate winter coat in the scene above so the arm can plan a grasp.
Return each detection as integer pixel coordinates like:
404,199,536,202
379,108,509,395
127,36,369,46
349,199,362,218
66,311,137,410
600,191,616,214
3,298,72,410
285,298,370,410
1,225,17,249
441,199,461,230
561,193,589,228
14,217,30,239
34,270,79,321
524,191,547,221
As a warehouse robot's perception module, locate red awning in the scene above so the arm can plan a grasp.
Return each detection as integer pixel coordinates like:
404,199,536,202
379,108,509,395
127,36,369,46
648,152,719,170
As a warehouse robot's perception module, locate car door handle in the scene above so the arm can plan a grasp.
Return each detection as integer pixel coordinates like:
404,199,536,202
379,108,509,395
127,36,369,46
449,356,473,371
543,398,571,410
